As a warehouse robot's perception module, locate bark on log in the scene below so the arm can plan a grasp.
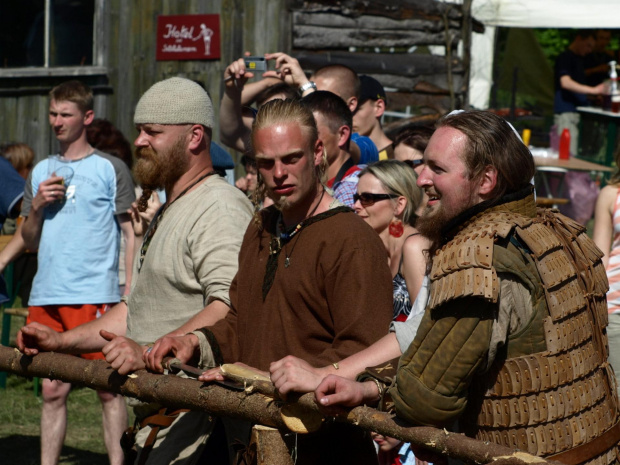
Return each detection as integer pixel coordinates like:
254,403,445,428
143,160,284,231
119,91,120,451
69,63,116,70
293,25,460,49
293,50,463,78
293,11,461,32
0,346,564,465
371,74,465,95
383,113,443,138
251,425,295,465
289,0,485,32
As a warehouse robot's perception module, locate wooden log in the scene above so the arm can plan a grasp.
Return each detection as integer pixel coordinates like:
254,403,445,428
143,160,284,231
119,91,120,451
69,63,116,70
383,90,452,115
383,113,442,138
293,50,463,78
251,425,294,465
289,0,485,33
0,347,565,465
293,11,461,32
371,74,464,95
293,25,461,49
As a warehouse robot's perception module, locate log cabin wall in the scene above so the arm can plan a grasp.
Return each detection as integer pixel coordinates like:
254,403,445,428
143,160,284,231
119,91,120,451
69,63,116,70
0,0,290,164
290,0,481,133
0,0,477,165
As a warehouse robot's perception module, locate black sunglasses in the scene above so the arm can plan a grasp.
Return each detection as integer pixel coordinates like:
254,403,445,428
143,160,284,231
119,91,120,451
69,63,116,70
403,159,424,169
353,192,398,206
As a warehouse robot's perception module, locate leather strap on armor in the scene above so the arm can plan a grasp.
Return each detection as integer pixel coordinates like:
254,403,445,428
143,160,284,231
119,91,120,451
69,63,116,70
428,192,618,462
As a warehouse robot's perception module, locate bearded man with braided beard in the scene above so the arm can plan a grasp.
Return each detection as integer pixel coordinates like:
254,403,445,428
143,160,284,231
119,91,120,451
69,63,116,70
18,77,254,465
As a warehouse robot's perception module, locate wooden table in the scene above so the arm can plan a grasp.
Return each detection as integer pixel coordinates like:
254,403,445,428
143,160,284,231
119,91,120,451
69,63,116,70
534,155,614,173
533,156,612,207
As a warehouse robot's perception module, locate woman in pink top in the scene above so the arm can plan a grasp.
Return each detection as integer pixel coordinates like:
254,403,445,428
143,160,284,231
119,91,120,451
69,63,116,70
593,147,620,384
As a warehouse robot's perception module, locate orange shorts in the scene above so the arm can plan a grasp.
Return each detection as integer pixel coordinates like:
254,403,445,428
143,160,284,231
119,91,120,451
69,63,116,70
27,304,112,360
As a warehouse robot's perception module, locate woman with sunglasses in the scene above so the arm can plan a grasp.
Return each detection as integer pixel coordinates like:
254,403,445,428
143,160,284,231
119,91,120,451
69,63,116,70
354,160,429,321
270,160,430,393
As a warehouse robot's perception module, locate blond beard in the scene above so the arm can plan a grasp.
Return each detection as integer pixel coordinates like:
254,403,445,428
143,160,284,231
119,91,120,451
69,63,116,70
269,163,319,213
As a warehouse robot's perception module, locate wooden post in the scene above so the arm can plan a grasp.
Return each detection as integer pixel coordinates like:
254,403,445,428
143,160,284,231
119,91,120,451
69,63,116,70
251,425,294,465
461,0,473,109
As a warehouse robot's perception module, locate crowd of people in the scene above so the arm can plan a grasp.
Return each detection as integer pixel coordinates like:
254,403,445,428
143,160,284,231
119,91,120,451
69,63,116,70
1,42,620,465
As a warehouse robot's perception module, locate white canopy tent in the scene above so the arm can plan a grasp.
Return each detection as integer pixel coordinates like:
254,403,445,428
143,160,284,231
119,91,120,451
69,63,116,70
468,0,620,109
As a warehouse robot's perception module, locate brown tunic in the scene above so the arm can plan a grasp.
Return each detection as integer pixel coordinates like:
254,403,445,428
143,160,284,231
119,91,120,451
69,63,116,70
207,206,393,371
204,206,393,465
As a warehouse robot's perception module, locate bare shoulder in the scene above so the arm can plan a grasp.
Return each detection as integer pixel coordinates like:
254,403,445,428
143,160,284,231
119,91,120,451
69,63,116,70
598,184,620,208
402,232,431,258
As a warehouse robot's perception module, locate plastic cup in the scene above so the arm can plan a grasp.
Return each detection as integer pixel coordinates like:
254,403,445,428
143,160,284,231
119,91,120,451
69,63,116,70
54,166,74,187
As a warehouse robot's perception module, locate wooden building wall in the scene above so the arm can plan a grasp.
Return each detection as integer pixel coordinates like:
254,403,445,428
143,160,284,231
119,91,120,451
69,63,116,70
289,0,480,132
0,0,290,164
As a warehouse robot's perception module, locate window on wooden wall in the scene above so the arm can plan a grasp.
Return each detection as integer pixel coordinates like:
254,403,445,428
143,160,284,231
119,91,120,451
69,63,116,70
0,0,105,75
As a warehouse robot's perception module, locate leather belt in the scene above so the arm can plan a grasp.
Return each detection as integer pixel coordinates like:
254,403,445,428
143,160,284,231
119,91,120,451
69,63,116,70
548,420,620,465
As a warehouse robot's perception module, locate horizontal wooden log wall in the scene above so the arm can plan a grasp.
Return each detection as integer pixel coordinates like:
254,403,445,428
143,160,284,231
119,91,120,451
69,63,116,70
290,0,482,119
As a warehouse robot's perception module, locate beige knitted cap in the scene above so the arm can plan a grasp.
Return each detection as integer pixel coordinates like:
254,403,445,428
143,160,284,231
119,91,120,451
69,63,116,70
134,77,214,128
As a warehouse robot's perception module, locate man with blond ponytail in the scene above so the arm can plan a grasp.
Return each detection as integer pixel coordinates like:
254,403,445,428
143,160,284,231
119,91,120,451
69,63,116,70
150,98,393,464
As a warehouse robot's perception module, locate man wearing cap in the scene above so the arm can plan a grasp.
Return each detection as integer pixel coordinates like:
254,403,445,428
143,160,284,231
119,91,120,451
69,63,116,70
18,77,254,465
146,97,393,465
353,75,394,160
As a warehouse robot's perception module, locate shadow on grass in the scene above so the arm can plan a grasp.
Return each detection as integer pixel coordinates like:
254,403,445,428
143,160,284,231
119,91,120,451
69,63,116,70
0,434,108,465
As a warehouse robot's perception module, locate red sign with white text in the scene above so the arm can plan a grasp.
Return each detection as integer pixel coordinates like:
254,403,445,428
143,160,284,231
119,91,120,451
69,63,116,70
156,14,220,61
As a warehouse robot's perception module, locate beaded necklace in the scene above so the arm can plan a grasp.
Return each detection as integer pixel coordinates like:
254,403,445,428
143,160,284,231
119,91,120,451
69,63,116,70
263,188,326,300
278,188,325,268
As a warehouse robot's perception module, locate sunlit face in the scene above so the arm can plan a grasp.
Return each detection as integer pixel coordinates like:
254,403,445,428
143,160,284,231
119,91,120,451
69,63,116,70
417,126,479,224
49,100,93,146
253,123,322,212
133,124,190,189
352,99,377,136
371,432,402,453
354,173,398,235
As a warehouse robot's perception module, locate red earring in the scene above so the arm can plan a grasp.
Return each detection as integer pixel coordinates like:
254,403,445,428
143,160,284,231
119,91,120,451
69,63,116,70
389,220,404,238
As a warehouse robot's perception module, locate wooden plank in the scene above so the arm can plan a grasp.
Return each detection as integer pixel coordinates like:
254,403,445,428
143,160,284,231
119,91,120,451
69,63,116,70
293,25,460,49
294,51,462,78
534,156,614,173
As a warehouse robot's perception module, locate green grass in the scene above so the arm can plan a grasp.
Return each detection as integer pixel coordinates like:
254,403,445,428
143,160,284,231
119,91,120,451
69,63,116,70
0,313,118,465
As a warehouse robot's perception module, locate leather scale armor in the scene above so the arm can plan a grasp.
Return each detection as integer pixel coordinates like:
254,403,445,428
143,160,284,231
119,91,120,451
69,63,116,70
429,194,619,464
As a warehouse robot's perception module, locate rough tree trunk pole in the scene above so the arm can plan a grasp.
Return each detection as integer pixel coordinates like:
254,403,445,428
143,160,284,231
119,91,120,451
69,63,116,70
0,346,563,465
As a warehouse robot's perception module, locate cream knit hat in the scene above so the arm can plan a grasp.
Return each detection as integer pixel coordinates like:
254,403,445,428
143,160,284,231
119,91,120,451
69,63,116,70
134,77,214,128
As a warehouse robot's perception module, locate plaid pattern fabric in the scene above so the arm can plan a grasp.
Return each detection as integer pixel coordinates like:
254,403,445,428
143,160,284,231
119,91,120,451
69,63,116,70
333,166,364,208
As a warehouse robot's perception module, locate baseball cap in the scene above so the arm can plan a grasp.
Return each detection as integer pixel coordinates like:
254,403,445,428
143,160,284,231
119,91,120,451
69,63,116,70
359,75,387,104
